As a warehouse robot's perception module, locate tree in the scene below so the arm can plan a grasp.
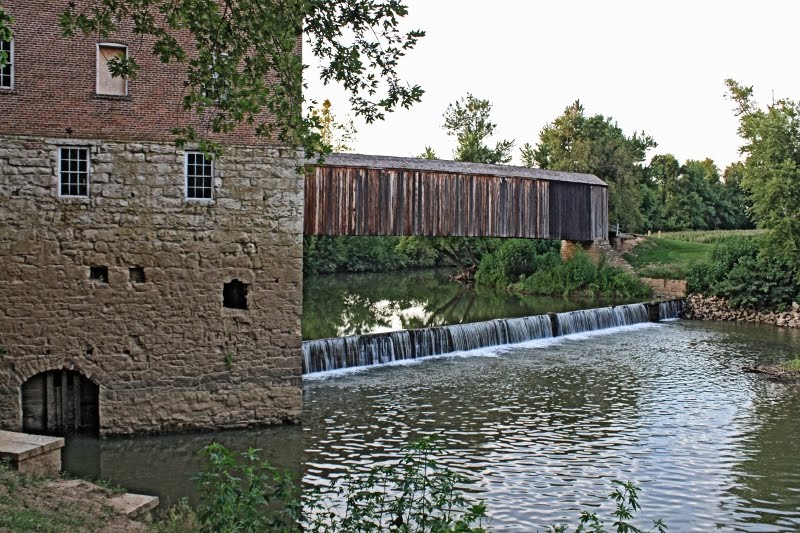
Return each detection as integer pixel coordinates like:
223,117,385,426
0,2,424,155
418,146,438,159
726,79,800,261
531,101,656,232
309,99,357,152
443,93,513,164
400,94,514,282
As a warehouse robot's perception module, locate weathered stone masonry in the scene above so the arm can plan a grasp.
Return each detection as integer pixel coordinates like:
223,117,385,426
0,136,304,435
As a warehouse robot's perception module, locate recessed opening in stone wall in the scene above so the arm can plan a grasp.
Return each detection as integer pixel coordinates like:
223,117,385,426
223,279,249,310
21,370,100,436
89,266,108,283
129,267,145,283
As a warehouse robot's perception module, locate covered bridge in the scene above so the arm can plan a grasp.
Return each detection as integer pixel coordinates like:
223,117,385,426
305,154,608,242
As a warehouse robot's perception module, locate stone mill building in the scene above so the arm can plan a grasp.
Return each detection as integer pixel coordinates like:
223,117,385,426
0,4,612,437
0,3,304,435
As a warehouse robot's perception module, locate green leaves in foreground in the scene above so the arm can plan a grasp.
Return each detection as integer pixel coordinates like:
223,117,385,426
549,481,667,533
180,439,665,533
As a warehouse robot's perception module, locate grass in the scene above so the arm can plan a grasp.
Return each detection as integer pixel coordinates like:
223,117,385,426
656,229,765,244
625,237,713,279
778,359,800,371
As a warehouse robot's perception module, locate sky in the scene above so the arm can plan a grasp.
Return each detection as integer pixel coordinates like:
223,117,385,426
304,0,800,171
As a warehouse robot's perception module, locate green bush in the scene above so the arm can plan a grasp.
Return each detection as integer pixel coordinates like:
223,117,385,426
194,444,302,532
686,236,800,309
475,239,559,287
512,252,651,299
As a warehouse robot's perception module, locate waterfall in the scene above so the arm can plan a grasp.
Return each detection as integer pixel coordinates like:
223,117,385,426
302,314,553,374
554,303,649,336
659,299,682,320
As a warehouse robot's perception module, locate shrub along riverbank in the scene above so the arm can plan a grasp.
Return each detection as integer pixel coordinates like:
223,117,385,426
476,239,652,299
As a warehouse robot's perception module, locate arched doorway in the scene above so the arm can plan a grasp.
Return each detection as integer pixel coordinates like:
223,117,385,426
21,370,99,436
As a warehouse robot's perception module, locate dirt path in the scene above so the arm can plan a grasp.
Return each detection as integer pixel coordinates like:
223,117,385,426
1,468,151,532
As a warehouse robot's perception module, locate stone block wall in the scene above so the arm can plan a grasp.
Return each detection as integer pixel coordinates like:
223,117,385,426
0,135,304,435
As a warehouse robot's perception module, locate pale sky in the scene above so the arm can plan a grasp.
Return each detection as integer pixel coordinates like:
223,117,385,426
304,0,800,171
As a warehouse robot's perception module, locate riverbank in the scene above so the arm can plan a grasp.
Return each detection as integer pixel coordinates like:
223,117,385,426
0,465,153,532
684,293,800,328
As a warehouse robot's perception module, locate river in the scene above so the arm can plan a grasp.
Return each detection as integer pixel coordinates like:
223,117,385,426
63,271,800,531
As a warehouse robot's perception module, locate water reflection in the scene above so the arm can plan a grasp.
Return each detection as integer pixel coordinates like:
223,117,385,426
302,269,639,340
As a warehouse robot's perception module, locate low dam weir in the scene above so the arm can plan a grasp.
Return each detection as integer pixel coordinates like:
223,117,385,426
302,300,683,374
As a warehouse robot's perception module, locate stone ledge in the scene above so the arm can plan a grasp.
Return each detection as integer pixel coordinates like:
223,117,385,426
0,430,65,475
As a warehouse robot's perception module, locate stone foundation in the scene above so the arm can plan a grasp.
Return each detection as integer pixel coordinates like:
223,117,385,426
0,136,304,435
684,294,800,328
561,239,605,262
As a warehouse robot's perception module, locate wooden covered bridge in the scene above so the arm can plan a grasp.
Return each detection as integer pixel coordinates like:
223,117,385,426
305,154,608,242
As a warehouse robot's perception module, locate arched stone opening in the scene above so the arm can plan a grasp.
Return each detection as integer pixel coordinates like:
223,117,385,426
21,370,99,436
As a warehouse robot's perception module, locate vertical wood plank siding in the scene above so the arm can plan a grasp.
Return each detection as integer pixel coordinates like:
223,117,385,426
305,166,607,241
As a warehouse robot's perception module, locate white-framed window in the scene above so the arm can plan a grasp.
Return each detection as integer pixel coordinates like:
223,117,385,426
185,152,214,201
0,38,12,89
58,147,90,197
96,43,128,96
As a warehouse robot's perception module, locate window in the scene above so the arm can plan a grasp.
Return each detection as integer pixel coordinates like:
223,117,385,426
59,147,89,197
223,280,248,310
185,152,214,200
0,38,12,89
96,44,128,96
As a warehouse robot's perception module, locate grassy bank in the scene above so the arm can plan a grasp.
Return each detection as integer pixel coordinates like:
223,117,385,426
625,230,764,279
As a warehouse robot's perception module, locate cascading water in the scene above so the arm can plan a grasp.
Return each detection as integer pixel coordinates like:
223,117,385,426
302,314,553,374
302,303,659,374
659,299,682,320
303,304,662,374
554,303,650,336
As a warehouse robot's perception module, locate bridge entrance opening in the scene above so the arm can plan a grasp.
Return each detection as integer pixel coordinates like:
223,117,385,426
21,370,99,436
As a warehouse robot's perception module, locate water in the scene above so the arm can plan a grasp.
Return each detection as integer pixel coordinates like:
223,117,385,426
302,269,641,340
303,304,653,373
64,320,800,531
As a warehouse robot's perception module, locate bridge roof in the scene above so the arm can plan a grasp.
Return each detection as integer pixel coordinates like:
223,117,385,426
321,153,607,187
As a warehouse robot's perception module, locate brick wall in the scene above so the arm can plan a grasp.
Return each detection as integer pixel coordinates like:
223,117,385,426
0,1,289,145
0,135,304,435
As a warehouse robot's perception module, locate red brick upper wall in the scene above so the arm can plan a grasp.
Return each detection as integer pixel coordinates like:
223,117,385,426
0,1,296,145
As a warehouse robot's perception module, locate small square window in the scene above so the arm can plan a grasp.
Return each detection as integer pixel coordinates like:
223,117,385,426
185,152,214,201
223,279,248,310
90,266,108,283
0,39,13,89
129,267,145,283
59,147,90,197
97,44,128,96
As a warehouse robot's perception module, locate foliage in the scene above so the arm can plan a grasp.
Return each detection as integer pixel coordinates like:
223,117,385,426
443,93,513,164
153,498,201,533
310,99,357,152
647,156,750,232
509,252,652,299
530,100,656,232
0,9,11,67
687,236,800,309
419,146,438,159
726,80,800,264
549,481,666,533
42,0,424,156
188,439,487,532
475,239,560,287
306,437,488,532
194,443,302,532
304,236,452,275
